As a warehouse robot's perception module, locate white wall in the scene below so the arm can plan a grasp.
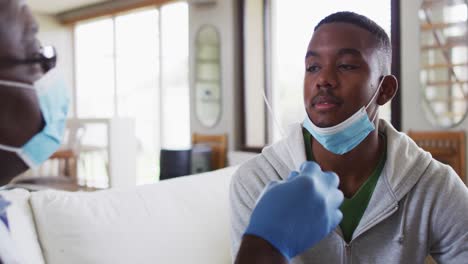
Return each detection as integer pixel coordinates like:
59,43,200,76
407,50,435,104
401,0,468,181
189,0,242,151
34,14,75,116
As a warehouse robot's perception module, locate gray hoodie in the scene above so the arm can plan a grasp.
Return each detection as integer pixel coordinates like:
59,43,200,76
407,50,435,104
230,119,468,263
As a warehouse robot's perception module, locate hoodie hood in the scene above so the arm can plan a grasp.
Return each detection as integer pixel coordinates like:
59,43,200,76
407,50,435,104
378,119,432,199
267,119,432,197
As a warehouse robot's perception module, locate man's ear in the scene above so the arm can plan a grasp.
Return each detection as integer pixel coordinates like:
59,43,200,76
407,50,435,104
377,75,398,105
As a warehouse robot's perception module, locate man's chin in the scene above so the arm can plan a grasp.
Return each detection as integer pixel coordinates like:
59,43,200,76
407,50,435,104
26,64,44,83
0,64,44,84
314,121,338,128
309,115,342,128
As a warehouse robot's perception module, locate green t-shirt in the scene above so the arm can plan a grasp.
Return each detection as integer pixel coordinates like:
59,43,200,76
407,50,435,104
302,128,386,243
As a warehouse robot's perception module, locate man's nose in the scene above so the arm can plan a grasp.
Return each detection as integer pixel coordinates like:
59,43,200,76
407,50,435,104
316,65,338,89
26,6,39,35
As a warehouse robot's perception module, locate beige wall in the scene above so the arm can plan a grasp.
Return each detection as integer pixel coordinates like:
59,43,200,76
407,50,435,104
189,1,242,151
243,0,266,148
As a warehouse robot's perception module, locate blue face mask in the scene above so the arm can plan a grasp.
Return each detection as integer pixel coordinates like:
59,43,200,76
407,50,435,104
303,77,384,155
0,72,70,168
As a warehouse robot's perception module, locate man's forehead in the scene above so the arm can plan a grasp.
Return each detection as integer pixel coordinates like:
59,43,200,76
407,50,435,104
308,22,376,53
305,48,365,60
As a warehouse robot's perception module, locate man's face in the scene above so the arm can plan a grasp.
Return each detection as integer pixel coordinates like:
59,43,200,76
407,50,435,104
304,22,382,128
0,0,43,145
0,0,42,84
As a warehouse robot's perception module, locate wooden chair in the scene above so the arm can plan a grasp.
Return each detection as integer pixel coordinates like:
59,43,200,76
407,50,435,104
192,133,228,170
10,149,80,191
12,123,85,190
49,149,78,182
407,130,466,182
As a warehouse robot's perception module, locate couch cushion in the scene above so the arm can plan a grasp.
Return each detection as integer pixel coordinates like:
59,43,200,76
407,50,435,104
30,166,237,264
0,188,45,264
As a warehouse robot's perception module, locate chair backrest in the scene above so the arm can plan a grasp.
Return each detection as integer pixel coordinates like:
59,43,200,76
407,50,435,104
64,120,86,153
407,130,466,182
16,122,86,183
192,133,227,170
48,149,78,181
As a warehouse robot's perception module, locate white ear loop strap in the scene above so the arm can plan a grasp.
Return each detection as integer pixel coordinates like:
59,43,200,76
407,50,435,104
0,80,34,90
365,77,385,109
0,144,21,153
366,76,386,122
0,144,36,168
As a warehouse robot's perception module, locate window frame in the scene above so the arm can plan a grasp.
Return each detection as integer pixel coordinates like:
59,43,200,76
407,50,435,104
72,4,190,184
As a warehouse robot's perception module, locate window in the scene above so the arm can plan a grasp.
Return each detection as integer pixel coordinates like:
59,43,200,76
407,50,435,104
75,18,115,118
160,4,191,150
74,3,189,186
419,1,468,127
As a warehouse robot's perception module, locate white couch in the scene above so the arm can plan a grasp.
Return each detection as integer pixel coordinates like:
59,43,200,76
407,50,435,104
1,166,238,264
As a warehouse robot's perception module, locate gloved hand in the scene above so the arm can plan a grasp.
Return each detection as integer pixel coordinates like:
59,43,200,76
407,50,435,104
244,161,344,260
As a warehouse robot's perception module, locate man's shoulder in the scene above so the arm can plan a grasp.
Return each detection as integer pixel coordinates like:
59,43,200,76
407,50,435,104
230,148,290,199
231,152,279,184
418,158,465,189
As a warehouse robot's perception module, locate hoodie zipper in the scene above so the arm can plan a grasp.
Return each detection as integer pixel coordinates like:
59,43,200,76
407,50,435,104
339,204,398,264
336,227,352,264
344,243,351,264
352,203,399,241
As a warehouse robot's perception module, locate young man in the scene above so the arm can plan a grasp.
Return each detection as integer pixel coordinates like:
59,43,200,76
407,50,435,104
231,12,468,263
0,0,68,262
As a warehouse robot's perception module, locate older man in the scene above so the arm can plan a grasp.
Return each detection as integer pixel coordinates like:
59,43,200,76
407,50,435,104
0,0,68,262
0,0,45,184
231,12,468,263
0,0,67,182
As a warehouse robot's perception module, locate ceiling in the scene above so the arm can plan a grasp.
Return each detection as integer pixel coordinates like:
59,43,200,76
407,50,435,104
28,0,109,14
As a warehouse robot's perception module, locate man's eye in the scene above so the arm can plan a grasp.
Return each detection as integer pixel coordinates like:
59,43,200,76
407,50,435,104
338,64,358,70
306,65,320,72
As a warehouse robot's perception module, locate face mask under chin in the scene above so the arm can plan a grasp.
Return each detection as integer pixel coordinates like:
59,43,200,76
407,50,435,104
303,77,385,155
0,69,69,169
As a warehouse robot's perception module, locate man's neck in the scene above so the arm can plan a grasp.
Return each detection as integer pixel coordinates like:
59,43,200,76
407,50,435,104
311,129,384,198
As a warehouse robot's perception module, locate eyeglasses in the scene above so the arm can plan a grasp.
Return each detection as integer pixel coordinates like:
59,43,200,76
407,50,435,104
0,45,57,74
23,46,57,73
39,46,57,73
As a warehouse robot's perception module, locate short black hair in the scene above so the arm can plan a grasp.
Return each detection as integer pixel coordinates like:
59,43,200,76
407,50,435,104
315,11,392,75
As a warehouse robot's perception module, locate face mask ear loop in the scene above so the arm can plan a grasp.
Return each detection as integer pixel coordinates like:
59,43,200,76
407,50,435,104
365,76,386,123
0,144,21,153
0,80,35,90
365,76,386,110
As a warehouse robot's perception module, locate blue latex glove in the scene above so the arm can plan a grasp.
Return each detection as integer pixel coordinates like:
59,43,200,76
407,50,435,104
0,195,20,263
0,195,10,229
244,161,344,260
